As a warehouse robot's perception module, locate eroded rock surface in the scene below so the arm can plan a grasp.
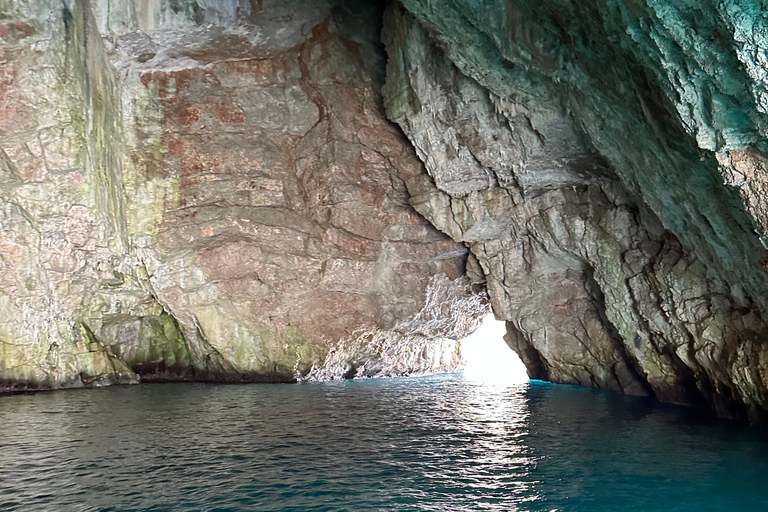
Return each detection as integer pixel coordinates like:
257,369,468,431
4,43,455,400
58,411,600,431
6,0,768,423
0,0,479,390
383,2,768,422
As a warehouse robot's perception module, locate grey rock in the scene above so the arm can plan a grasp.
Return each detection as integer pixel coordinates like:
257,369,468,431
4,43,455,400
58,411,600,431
383,2,768,422
7,0,768,425
0,0,479,390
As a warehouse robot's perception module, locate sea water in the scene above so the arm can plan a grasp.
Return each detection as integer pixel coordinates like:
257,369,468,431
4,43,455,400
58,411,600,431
1,374,768,511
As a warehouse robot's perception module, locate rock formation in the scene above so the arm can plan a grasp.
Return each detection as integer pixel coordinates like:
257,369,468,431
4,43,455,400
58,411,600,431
5,0,768,423
383,1,768,423
0,0,483,391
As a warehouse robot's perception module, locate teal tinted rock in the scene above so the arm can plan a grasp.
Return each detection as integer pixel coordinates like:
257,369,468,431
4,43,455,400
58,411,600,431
384,1,768,422
396,0,768,300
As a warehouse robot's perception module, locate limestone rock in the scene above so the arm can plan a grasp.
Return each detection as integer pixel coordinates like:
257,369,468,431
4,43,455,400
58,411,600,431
8,0,768,425
0,0,476,390
383,2,768,422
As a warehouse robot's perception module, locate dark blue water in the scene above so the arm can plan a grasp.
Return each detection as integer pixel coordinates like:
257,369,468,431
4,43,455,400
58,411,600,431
1,374,768,511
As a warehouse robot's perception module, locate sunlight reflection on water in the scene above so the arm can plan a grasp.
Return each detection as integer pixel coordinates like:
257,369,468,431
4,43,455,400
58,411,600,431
2,372,768,510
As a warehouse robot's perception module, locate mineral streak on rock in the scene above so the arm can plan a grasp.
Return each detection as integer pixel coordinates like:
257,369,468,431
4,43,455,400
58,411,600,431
0,0,476,391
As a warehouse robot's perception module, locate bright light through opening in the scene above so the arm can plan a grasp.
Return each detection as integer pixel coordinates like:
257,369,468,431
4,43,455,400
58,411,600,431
461,315,529,384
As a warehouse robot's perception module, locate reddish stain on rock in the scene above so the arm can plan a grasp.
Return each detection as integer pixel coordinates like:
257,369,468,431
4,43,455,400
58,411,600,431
0,22,35,41
0,61,35,133
129,9,469,371
203,96,245,124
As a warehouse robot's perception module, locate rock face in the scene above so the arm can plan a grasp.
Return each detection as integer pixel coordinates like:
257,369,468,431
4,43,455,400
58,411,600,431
6,0,768,424
382,2,768,422
0,0,482,391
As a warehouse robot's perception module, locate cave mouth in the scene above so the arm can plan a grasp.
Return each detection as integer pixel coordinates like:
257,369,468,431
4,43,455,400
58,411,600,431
460,315,529,385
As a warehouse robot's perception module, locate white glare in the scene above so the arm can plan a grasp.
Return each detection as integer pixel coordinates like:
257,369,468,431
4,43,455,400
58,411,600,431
461,315,529,384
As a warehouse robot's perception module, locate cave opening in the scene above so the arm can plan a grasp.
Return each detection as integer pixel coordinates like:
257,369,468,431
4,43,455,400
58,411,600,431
460,314,529,384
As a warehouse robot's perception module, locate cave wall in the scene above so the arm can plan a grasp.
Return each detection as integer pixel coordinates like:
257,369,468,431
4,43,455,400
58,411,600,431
4,0,768,423
383,1,768,422
0,0,141,389
0,0,483,391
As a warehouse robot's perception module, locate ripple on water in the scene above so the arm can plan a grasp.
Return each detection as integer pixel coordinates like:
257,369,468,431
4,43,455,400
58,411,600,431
2,375,768,511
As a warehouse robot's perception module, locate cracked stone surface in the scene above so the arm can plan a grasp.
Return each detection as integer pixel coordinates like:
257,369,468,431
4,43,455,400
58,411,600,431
0,0,480,391
7,0,768,424
383,2,768,422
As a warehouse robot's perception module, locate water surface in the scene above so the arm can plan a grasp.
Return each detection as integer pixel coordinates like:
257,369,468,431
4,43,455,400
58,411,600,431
1,374,768,511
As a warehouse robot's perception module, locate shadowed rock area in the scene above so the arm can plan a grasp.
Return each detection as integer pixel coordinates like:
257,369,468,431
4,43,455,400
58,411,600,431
4,0,768,423
383,1,768,423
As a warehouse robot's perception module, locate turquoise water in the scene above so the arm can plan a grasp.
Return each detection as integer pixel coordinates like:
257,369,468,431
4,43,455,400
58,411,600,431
1,374,768,511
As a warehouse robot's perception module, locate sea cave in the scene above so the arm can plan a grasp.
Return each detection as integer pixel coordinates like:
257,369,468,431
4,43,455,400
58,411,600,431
3,0,768,509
